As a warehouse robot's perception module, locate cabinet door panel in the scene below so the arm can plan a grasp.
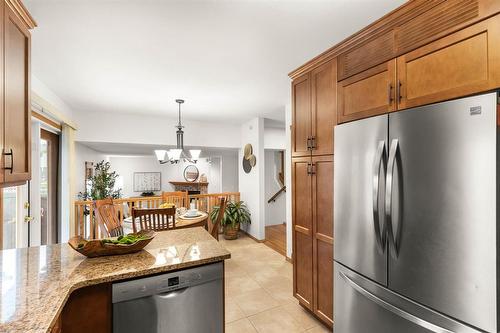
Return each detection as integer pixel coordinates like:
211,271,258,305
294,231,313,308
312,155,333,326
292,74,311,157
4,5,30,184
338,60,396,123
398,15,500,110
292,157,313,308
311,60,336,156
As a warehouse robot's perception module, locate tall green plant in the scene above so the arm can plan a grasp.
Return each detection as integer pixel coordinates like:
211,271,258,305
210,201,251,228
78,160,122,200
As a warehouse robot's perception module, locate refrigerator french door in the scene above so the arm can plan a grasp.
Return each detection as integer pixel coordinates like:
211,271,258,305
334,92,498,333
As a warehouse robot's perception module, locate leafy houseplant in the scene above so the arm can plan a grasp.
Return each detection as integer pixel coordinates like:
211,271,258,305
210,201,251,240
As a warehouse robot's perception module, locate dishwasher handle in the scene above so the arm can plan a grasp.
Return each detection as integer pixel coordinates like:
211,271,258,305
155,287,189,299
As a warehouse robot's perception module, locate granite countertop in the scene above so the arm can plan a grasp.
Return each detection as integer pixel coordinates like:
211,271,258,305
0,227,231,333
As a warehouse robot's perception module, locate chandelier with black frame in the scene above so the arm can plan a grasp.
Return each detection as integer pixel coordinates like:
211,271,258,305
154,99,201,164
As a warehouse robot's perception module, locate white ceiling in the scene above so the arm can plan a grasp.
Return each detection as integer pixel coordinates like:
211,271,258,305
25,0,405,124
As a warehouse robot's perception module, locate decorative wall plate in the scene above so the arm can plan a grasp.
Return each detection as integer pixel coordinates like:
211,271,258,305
244,143,253,160
242,157,252,173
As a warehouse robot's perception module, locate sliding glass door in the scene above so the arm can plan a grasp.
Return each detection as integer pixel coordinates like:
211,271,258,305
1,184,29,249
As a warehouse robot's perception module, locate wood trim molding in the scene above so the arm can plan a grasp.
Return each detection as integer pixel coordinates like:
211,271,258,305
240,229,265,243
169,181,209,186
294,225,311,236
32,111,62,130
5,0,36,29
288,0,500,79
315,232,333,245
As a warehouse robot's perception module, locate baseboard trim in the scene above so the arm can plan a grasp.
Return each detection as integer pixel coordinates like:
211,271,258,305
240,230,265,243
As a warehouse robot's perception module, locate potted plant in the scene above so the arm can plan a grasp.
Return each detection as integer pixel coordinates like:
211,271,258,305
78,161,122,232
78,160,122,201
210,201,251,240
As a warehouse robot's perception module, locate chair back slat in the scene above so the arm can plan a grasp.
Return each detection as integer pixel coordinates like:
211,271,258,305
132,207,176,232
161,191,188,208
208,197,226,241
94,198,124,238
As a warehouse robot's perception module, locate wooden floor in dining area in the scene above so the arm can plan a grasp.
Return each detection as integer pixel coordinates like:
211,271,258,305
220,233,331,333
264,224,286,256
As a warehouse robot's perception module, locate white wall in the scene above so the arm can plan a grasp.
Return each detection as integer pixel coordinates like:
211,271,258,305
74,143,108,196
32,75,76,125
238,117,265,240
285,103,292,258
264,150,285,226
222,154,238,192
209,157,222,193
264,127,286,150
105,154,238,198
74,110,242,149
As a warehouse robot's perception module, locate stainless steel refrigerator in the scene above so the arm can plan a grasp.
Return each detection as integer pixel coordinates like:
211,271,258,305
334,92,498,333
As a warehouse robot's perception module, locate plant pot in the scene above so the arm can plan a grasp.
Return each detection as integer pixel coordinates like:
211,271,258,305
224,222,240,240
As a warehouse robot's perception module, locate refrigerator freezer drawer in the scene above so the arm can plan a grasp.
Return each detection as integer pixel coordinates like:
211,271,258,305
334,262,482,333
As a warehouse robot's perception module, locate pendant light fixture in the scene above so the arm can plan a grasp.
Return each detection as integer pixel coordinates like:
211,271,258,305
155,99,201,164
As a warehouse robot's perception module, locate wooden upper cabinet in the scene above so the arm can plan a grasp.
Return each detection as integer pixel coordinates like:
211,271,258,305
311,59,336,156
337,60,396,123
338,31,395,81
397,14,500,110
311,155,333,327
292,157,313,309
292,74,311,157
4,4,31,184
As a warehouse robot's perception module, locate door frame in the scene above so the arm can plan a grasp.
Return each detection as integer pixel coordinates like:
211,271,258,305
40,128,60,245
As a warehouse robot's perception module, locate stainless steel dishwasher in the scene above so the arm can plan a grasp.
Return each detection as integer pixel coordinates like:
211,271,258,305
112,262,223,333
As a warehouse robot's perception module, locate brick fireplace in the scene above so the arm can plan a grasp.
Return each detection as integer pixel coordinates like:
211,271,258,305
169,181,209,194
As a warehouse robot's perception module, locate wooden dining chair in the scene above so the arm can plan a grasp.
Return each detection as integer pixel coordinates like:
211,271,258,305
94,198,124,238
161,191,188,208
132,207,176,232
208,197,226,241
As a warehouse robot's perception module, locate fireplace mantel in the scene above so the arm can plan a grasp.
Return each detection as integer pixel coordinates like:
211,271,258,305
169,181,209,194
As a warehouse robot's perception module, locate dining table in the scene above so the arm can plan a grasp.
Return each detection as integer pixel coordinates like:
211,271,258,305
122,211,209,233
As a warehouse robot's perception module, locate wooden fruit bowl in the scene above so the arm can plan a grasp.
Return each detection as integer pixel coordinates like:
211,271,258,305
68,230,156,258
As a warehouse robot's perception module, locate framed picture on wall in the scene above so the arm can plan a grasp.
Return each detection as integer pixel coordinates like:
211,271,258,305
85,161,94,182
133,172,161,192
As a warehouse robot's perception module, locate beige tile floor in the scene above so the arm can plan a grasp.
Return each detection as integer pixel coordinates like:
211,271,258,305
219,234,333,333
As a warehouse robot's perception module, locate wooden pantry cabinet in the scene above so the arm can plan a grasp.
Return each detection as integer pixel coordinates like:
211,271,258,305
291,58,336,328
292,155,333,327
291,59,336,157
0,0,34,186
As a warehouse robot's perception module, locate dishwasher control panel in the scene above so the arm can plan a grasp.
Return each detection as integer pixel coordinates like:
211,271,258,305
112,262,223,303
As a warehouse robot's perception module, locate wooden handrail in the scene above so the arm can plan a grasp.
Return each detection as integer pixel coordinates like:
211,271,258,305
267,186,286,203
73,192,241,239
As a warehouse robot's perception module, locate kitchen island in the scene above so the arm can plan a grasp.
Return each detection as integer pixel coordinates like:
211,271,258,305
0,227,230,333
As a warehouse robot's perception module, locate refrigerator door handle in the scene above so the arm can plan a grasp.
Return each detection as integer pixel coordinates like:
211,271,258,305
372,140,387,252
386,139,401,258
339,271,453,333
